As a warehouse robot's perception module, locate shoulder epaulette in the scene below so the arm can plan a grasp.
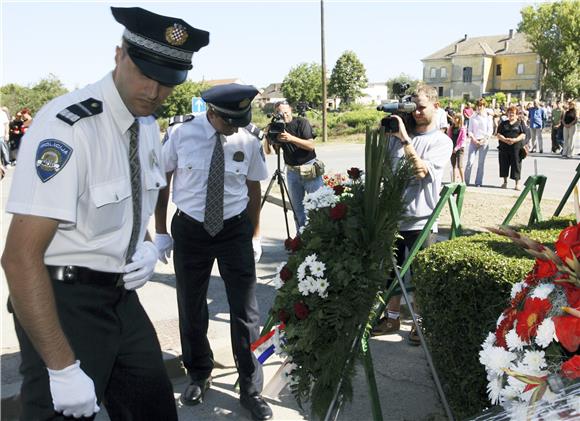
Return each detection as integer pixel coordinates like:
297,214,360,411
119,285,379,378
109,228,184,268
169,114,194,126
244,123,264,140
56,98,103,126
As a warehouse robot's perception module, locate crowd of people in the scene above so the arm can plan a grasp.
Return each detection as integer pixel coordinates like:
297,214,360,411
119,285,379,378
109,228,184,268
0,106,33,170
440,97,578,191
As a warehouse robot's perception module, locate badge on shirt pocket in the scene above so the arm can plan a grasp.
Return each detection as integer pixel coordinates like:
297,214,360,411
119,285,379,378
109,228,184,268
35,139,73,182
233,151,245,162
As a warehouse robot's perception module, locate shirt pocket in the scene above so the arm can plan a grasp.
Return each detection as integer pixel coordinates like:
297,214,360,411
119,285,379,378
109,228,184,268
87,177,131,237
143,165,167,217
225,160,249,177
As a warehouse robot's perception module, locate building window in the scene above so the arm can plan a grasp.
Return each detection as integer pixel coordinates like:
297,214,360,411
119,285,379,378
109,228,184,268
440,67,447,78
496,64,502,76
462,67,472,83
430,68,436,78
463,93,471,101
517,63,524,74
438,87,444,97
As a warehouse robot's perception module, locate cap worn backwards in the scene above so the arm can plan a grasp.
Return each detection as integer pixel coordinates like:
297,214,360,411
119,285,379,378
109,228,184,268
111,7,210,86
202,84,259,127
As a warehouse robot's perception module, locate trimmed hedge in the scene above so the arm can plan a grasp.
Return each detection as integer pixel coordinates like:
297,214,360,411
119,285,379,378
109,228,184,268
412,216,575,419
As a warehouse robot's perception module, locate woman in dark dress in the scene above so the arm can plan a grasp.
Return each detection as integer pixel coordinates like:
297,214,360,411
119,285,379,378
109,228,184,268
497,105,526,190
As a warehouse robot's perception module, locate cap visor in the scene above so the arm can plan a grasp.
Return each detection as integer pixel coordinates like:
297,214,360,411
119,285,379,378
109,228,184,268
131,56,187,86
224,112,252,127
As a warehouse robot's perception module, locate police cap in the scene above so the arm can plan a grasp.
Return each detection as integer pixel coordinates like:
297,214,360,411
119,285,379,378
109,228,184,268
202,84,259,127
111,7,209,86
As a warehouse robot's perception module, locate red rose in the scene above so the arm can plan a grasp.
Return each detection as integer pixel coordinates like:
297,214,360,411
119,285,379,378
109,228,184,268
555,224,580,263
333,185,345,195
279,265,292,282
561,355,580,379
293,302,309,320
284,236,301,252
533,258,558,279
278,309,290,323
329,203,348,221
347,167,362,180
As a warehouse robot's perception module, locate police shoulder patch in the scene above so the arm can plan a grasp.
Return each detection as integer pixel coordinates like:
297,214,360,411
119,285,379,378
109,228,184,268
56,98,103,126
36,139,73,182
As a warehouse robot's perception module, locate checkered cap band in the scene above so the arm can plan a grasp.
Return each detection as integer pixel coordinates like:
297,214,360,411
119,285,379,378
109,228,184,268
123,29,193,62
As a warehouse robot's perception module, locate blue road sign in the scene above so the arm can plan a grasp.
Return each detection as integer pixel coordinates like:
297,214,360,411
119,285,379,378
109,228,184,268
191,97,207,113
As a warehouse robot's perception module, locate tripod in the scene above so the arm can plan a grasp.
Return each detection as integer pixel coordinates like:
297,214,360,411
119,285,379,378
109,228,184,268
261,149,297,239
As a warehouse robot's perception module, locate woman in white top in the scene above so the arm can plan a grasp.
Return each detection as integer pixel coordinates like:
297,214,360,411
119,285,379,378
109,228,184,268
464,98,494,186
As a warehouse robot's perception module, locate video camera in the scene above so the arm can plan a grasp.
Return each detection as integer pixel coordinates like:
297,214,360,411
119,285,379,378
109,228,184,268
266,111,286,145
377,82,416,133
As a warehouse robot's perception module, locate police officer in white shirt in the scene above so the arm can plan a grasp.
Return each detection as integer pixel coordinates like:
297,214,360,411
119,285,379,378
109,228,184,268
1,7,209,420
154,84,272,420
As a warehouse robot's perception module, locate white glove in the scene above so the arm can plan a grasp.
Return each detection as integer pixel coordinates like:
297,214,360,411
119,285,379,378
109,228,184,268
47,360,99,418
154,233,173,264
252,237,262,263
123,241,157,290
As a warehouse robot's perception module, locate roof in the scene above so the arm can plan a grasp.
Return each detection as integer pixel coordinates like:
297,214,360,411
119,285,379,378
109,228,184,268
422,32,533,60
259,83,284,98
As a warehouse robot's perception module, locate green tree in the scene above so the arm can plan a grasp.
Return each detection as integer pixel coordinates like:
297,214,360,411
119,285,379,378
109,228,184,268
281,63,323,107
385,73,420,99
328,51,368,107
158,80,210,119
1,74,68,115
518,0,580,98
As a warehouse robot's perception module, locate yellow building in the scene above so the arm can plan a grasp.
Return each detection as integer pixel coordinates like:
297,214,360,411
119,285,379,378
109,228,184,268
422,30,542,100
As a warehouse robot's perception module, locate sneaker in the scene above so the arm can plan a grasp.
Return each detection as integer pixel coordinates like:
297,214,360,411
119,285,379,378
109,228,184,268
408,325,421,346
371,317,400,336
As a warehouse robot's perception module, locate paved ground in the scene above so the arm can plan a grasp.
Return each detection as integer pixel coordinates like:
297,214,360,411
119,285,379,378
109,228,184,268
1,130,577,420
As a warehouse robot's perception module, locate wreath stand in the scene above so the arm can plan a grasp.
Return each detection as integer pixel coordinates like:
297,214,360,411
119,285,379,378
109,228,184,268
502,175,547,226
553,162,580,217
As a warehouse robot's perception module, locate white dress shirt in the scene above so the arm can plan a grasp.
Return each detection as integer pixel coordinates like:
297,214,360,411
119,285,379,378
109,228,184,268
6,73,166,272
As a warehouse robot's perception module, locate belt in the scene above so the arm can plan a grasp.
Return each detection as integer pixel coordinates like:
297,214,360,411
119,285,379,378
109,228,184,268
176,209,247,226
46,265,123,286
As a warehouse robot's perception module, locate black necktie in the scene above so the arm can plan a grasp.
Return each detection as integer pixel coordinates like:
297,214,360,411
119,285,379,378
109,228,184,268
203,133,224,236
126,119,141,261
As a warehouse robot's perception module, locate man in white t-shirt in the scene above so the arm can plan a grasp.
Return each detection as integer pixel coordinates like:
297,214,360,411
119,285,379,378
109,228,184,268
435,101,449,132
371,84,452,345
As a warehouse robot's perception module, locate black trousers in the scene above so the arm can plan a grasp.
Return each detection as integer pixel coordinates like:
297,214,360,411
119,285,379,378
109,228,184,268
171,210,263,396
498,146,522,180
13,280,177,421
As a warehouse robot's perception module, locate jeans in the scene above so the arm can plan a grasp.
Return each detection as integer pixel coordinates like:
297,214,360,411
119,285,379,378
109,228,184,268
286,168,324,230
464,141,489,186
0,136,10,165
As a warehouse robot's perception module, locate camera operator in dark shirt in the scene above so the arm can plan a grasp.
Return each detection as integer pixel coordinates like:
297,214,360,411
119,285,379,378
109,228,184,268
265,101,323,230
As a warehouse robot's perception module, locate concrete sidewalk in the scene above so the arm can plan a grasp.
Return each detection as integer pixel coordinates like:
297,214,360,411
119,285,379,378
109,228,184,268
1,166,446,421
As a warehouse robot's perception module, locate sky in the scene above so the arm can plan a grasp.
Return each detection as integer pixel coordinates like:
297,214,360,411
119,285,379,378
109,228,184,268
1,0,542,91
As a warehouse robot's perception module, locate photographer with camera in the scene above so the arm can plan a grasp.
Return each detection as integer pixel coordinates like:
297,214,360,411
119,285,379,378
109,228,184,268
264,100,324,230
371,84,452,345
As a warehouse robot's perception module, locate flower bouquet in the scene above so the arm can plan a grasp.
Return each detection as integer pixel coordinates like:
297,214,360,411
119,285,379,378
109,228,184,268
270,129,412,419
479,224,580,419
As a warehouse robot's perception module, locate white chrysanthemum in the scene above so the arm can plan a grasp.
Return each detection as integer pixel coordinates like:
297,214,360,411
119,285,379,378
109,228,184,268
306,276,318,294
510,281,525,299
531,283,555,300
504,400,529,420
497,312,506,327
482,332,497,350
479,346,517,376
506,327,528,352
310,261,326,278
568,395,580,414
316,278,329,296
303,194,317,211
298,280,310,296
522,350,547,372
297,261,308,282
486,373,503,404
272,275,284,290
304,254,318,265
298,225,306,235
535,317,556,348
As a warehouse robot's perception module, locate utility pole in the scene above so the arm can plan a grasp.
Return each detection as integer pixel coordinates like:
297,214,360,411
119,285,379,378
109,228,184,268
320,0,327,142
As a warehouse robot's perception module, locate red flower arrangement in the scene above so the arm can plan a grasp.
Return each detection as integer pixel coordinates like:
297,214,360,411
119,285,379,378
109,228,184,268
480,224,580,412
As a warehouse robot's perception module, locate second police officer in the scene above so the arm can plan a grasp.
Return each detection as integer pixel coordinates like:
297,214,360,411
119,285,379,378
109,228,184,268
154,84,272,420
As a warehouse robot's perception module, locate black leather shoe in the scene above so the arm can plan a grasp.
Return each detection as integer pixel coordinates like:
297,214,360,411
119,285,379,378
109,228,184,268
180,377,211,406
240,393,273,420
